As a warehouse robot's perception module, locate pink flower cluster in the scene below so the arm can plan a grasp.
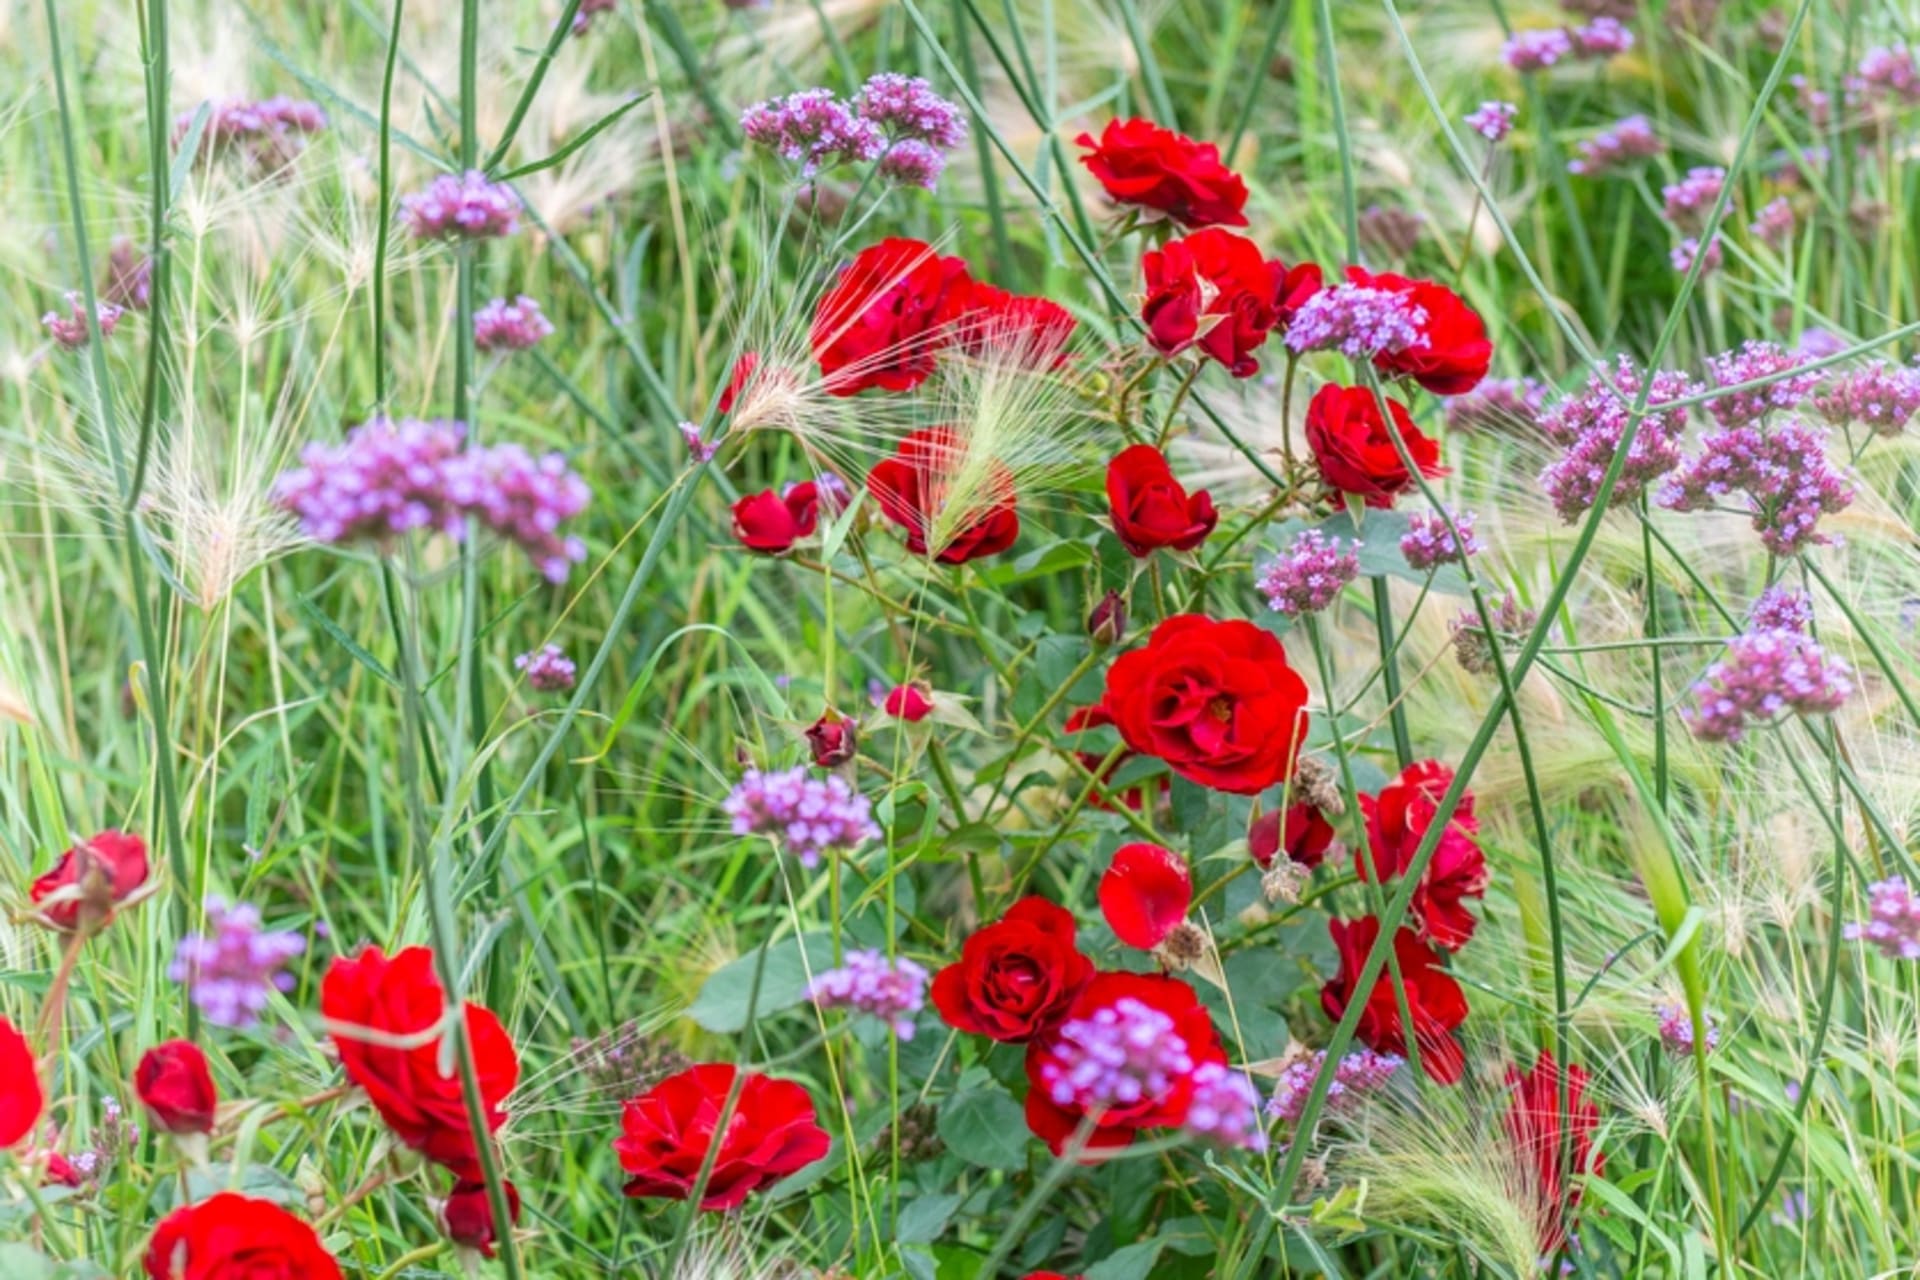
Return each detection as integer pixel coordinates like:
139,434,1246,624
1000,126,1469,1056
1749,196,1795,248
401,171,522,240
101,240,152,311
1539,357,1698,521
856,73,969,149
1257,529,1362,617
1748,585,1812,633
1445,376,1549,434
1660,420,1853,556
808,949,929,1039
741,88,885,174
1284,284,1428,358
1399,508,1482,571
169,898,306,1029
1661,166,1726,232
1183,1063,1266,1151
1703,341,1822,428
740,74,967,189
1568,114,1662,176
1812,361,1920,435
1683,620,1852,743
723,766,880,867
1568,17,1634,58
1266,1048,1403,1123
1036,996,1192,1112
475,296,555,353
42,292,124,349
1464,100,1518,143
1502,19,1631,71
1845,877,1920,960
515,645,576,692
175,96,327,172
1856,44,1920,105
1670,235,1722,276
1656,1003,1719,1056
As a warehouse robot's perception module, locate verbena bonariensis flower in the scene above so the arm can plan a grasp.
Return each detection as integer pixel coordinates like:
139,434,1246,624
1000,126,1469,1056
1660,420,1853,556
1502,28,1574,71
1539,357,1698,521
440,443,592,582
855,73,968,148
101,239,153,311
1568,114,1662,176
1284,284,1428,359
176,96,327,173
739,88,884,176
1265,1048,1402,1123
724,765,880,867
875,140,946,190
1750,196,1795,249
1445,377,1550,434
1656,1002,1719,1055
1749,585,1813,633
1857,44,1920,105
1661,166,1726,232
401,171,522,240
1451,593,1537,674
571,0,616,34
168,898,305,1028
808,949,929,1039
42,292,124,349
1703,340,1821,427
1464,100,1518,143
1811,361,1920,435
1568,17,1634,59
1670,235,1722,276
1682,624,1851,742
474,296,555,353
1257,528,1362,616
1844,877,1920,959
515,644,576,692
1399,507,1482,571
1035,996,1193,1112
1183,1062,1266,1150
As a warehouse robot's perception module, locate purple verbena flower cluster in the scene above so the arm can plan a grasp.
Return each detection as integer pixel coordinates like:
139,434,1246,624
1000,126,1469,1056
1399,508,1482,571
515,644,576,692
1036,996,1193,1113
1568,114,1662,176
875,140,947,191
1502,28,1574,72
401,171,522,240
475,296,555,353
1266,1049,1403,1123
1750,196,1795,249
1749,585,1813,633
1660,420,1853,556
808,949,929,1039
741,74,966,189
1811,361,1920,435
42,292,124,350
723,765,880,867
677,420,719,463
1445,377,1550,434
1284,284,1428,358
1703,341,1821,428
1844,877,1920,959
741,88,884,174
101,239,153,312
1683,625,1852,742
1856,44,1920,105
1661,167,1726,232
1183,1062,1267,1151
1568,17,1634,59
856,73,969,148
168,898,306,1029
1257,529,1362,617
1670,235,1722,276
1464,100,1518,143
1656,1002,1720,1056
1539,357,1698,521
176,97,327,172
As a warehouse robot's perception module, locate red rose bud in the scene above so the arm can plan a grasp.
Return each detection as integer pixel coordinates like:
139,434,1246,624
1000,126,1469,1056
730,483,820,555
136,1040,218,1135
29,829,150,933
1087,589,1127,647
1105,444,1218,556
883,683,934,722
443,1179,522,1259
867,428,1020,564
804,709,858,767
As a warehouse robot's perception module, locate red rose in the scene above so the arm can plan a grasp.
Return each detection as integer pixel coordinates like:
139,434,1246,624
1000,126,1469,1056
1101,614,1310,795
1075,117,1250,229
42,1152,83,1187
731,483,819,554
144,1193,343,1280
883,682,934,721
931,896,1093,1043
1347,266,1491,395
615,1063,830,1210
867,428,1019,564
321,945,520,1178
442,1179,522,1259
0,1017,42,1149
1505,1050,1604,1253
1023,972,1225,1156
804,708,858,767
30,829,150,932
1303,383,1445,508
135,1040,218,1135
718,352,758,414
1249,802,1336,870
1098,843,1192,950
1140,229,1314,377
1320,917,1468,1083
811,238,972,396
1357,760,1486,951
946,280,1076,362
1105,444,1218,556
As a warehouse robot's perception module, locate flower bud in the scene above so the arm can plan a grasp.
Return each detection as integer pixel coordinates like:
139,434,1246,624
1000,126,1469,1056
135,1040,218,1135
443,1179,522,1259
805,709,858,768
1087,589,1127,647
882,683,933,723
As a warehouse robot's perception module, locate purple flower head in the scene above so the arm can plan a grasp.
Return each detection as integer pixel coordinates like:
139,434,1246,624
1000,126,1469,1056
102,239,153,312
1844,877,1920,959
401,171,521,240
515,644,576,693
1503,28,1574,72
1660,420,1853,557
176,96,328,172
808,949,929,1039
1656,1002,1719,1056
1266,1049,1403,1123
1811,361,1920,436
1284,284,1429,359
1569,17,1635,59
1568,114,1662,176
1683,625,1851,743
1670,235,1723,276
474,295,555,353
439,442,593,582
1704,340,1821,427
1184,1062,1267,1151
677,420,719,463
1857,44,1920,105
855,73,967,149
723,765,880,867
875,140,947,191
1036,996,1193,1114
571,0,617,34
1399,507,1482,571
1750,196,1795,249
1796,329,1845,360
42,292,124,349
1539,356,1699,521
739,88,885,177
1257,528,1362,617
1661,167,1726,232
168,898,306,1028
1445,377,1550,434
1749,586,1812,633
1464,100,1518,143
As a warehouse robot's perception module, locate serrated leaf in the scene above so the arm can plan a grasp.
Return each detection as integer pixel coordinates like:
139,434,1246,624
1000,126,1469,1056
937,1088,1028,1170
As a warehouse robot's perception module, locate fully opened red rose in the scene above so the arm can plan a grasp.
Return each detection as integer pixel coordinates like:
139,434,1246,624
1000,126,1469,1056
1320,916,1468,1083
1098,844,1193,950
1505,1050,1605,1253
136,1040,218,1135
811,237,972,396
1140,229,1315,378
945,279,1077,362
1106,444,1218,556
1357,760,1487,951
30,829,149,932
731,483,819,554
615,1063,829,1211
867,427,1019,564
1101,614,1309,795
1347,266,1492,396
1304,383,1445,508
143,1192,343,1280
1075,117,1250,228
0,1017,43,1149
321,945,520,1178
931,896,1093,1043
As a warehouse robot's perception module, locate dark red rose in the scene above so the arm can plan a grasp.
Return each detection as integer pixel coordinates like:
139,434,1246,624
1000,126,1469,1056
945,280,1076,362
321,945,520,1179
1505,1050,1604,1254
0,1017,42,1149
1140,229,1316,377
1074,117,1250,228
1249,802,1336,870
135,1040,218,1135
867,428,1019,564
718,352,758,414
931,896,1094,1043
1098,844,1192,950
1320,917,1468,1083
30,830,150,932
144,1193,343,1280
811,238,972,396
1086,589,1127,646
883,683,934,722
614,1063,829,1211
1303,383,1445,508
1063,705,1159,813
730,483,819,554
1357,760,1486,951
443,1179,522,1259
1346,266,1492,395
1023,972,1225,1156
804,709,858,767
1101,614,1310,795
1105,444,1218,556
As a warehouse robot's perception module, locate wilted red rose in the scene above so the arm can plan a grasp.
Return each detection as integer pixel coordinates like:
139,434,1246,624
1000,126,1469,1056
1075,117,1249,228
731,483,819,555
1101,614,1310,795
30,830,150,932
443,1179,522,1259
1249,802,1336,870
945,280,1076,362
804,708,858,767
1303,383,1445,509
1346,266,1492,395
1140,229,1316,378
615,1063,829,1211
321,945,520,1179
1106,444,1218,556
1023,972,1225,1156
811,238,972,396
135,1040,218,1135
883,682,934,721
1320,917,1468,1083
867,428,1019,564
1357,760,1486,951
1098,844,1193,950
144,1193,343,1280
1505,1050,1604,1253
0,1017,43,1149
931,896,1093,1043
